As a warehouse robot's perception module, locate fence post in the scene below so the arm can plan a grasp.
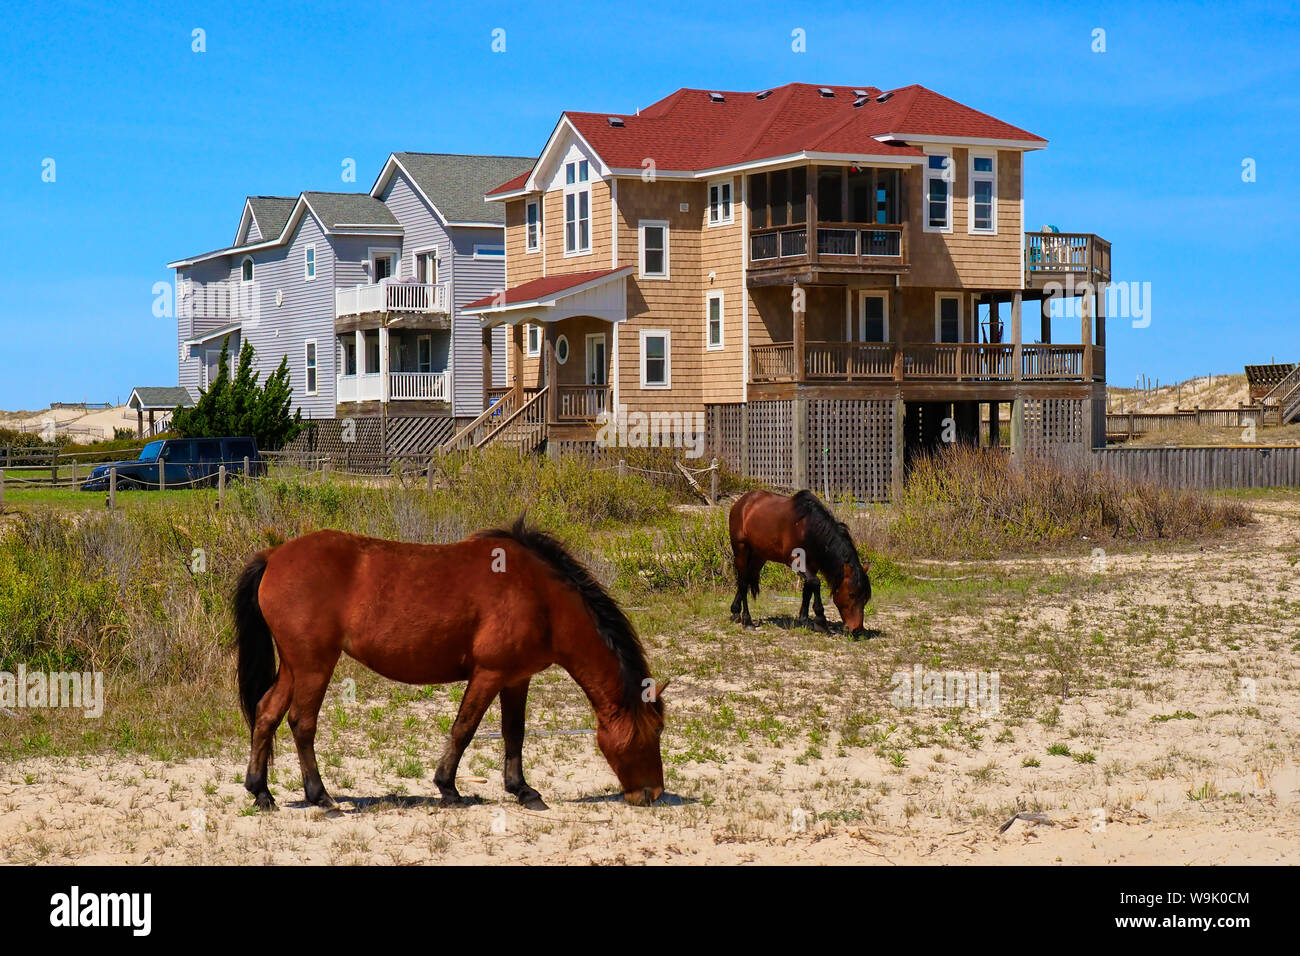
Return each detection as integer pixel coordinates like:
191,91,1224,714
0,470,4,510
618,458,626,480
71,459,77,487
218,464,226,509
51,449,58,485
109,467,117,510
427,454,435,494
244,455,251,480
159,460,166,492
709,457,719,505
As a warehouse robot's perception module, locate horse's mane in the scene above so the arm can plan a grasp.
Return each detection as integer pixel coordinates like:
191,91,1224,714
474,518,655,719
791,490,869,596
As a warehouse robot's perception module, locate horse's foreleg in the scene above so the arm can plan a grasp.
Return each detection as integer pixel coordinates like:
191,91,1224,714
797,573,813,623
810,576,830,632
287,661,339,810
245,666,292,811
500,679,547,811
434,670,504,807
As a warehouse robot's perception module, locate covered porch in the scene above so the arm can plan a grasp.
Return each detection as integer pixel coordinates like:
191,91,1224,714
449,267,629,451
335,327,451,406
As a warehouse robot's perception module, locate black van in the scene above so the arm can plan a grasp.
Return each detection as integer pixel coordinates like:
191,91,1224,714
81,437,262,490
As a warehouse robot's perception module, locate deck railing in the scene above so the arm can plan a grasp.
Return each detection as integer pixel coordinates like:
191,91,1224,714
750,342,1092,383
335,280,448,318
750,222,906,269
389,371,448,401
558,385,610,421
1024,232,1111,283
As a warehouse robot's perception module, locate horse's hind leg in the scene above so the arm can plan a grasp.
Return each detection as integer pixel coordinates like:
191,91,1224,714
246,667,293,811
730,542,749,622
810,576,830,632
287,660,339,810
434,669,505,807
500,679,547,811
797,573,814,624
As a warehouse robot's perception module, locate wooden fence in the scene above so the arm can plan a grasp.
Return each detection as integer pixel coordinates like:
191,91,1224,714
1092,445,1300,490
1106,406,1279,437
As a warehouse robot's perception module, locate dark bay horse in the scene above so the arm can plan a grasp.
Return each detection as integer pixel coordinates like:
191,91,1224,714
232,519,666,812
728,489,871,638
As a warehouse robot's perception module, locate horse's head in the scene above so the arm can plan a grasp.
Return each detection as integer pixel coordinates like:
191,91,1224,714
596,681,668,806
832,557,872,640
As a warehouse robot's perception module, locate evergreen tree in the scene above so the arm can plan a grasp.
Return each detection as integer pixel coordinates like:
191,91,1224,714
172,337,303,448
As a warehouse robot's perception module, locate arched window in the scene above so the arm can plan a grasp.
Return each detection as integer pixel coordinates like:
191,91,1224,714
555,334,570,365
241,257,254,283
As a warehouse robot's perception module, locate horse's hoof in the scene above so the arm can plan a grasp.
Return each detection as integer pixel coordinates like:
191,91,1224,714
520,795,549,812
311,794,338,811
438,793,463,808
814,619,830,633
254,793,277,812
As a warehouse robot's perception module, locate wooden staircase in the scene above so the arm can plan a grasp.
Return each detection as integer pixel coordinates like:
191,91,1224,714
441,386,549,454
1262,365,1300,425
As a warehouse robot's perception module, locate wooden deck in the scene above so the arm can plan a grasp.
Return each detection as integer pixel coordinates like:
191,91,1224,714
752,341,1099,384
1024,232,1111,288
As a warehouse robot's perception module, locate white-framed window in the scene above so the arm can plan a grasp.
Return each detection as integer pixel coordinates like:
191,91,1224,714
640,330,670,388
555,334,570,365
924,150,953,233
638,220,669,278
706,290,724,350
934,293,963,343
413,251,438,284
969,152,997,234
304,339,318,395
473,243,504,259
564,159,591,255
369,249,398,282
708,179,733,226
240,256,254,283
304,245,316,280
855,292,889,342
525,323,541,357
525,200,541,252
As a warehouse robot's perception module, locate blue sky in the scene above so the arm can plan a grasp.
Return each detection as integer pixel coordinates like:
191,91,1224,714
1,0,1296,408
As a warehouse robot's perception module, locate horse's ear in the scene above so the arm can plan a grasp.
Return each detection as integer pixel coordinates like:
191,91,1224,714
654,678,671,701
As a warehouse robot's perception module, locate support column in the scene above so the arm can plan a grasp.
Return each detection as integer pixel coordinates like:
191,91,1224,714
891,394,905,502
511,324,525,401
792,282,806,383
137,407,144,439
481,327,493,412
1011,291,1023,382
543,326,559,426
791,394,808,490
379,325,390,403
890,287,903,382
1040,296,1051,344
1081,291,1095,448
989,402,1000,448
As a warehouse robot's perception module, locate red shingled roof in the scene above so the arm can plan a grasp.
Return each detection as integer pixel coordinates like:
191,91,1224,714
463,267,630,312
486,83,1045,193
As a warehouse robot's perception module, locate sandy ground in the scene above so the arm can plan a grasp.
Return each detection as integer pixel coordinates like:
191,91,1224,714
0,405,137,443
2,502,1298,865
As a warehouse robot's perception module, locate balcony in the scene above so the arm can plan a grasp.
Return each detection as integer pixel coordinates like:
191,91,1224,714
337,370,449,404
1024,232,1111,287
751,342,1095,385
335,280,449,319
749,223,908,283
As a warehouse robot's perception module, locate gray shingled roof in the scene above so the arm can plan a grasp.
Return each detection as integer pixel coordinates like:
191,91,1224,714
392,153,535,225
302,192,401,230
244,196,296,244
131,386,196,409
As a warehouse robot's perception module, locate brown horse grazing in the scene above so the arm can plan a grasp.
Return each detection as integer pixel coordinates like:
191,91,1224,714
729,489,871,638
232,519,666,812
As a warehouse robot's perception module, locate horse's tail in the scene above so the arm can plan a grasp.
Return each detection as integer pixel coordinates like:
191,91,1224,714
233,552,277,733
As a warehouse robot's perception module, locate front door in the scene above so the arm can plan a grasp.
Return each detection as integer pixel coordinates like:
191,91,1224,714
585,333,607,413
856,293,888,342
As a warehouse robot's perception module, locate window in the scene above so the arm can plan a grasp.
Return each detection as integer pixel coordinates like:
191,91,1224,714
342,338,357,376
924,151,953,232
525,200,540,252
564,158,591,255
417,335,432,373
415,252,438,284
969,153,997,234
746,168,807,230
935,295,962,343
371,253,394,282
240,257,254,283
639,221,668,278
474,244,504,259
708,179,733,225
304,245,316,280
858,294,888,342
706,291,724,350
304,340,318,395
364,330,381,373
525,324,541,357
640,330,670,388
555,334,570,365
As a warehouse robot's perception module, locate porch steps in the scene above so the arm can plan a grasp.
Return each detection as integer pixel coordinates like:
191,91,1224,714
1262,364,1300,424
441,386,549,454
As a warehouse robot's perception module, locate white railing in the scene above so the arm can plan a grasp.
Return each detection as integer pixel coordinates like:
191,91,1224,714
334,281,448,318
336,373,384,403
177,279,255,321
390,371,448,401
